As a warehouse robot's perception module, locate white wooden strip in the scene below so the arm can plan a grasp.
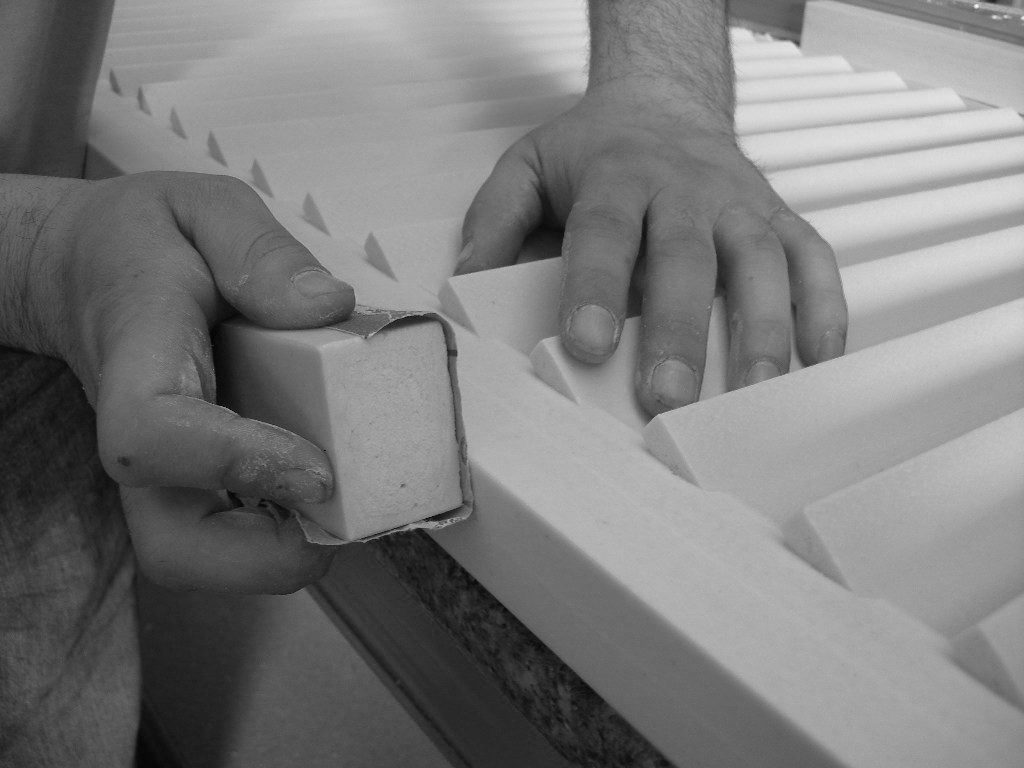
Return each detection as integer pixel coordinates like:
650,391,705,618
643,299,1024,525
167,73,569,139
784,409,1024,635
770,136,1024,212
742,108,1024,172
208,92,579,169
805,174,1024,266
734,54,852,80
953,593,1024,710
303,168,489,242
736,71,905,104
529,226,1024,432
735,88,965,134
256,125,528,201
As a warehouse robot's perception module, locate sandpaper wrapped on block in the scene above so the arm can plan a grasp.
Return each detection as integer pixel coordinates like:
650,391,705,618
213,306,471,543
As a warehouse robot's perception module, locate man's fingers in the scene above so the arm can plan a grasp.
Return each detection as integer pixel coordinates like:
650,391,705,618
715,206,792,390
122,486,334,593
164,173,354,329
635,197,717,416
95,283,332,507
771,208,848,365
558,178,647,363
457,142,544,274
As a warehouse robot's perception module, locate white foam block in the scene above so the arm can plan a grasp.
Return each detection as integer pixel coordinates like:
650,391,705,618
643,299,1024,525
953,593,1024,710
784,409,1024,635
214,317,463,541
742,108,1024,172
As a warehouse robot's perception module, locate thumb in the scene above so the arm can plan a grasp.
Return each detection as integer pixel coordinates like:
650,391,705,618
164,173,355,329
457,140,544,275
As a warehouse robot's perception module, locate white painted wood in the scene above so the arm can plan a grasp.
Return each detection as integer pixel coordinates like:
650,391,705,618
805,174,1024,266
734,54,852,80
90,6,1024,765
439,259,563,354
742,108,1024,172
784,409,1024,635
643,299,1024,525
110,47,589,99
107,18,589,50
252,125,530,200
731,40,801,60
214,318,463,541
364,218,560,296
802,1,1024,111
101,30,589,70
109,41,588,99
167,73,570,139
736,71,906,104
303,167,489,242
88,58,1024,768
208,92,578,170
953,593,1024,710
769,136,1024,212
530,302,729,433
841,226,1024,350
529,226,1024,432
735,88,965,135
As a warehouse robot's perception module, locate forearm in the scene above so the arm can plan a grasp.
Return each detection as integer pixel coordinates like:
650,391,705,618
587,0,734,129
0,174,82,357
0,0,115,177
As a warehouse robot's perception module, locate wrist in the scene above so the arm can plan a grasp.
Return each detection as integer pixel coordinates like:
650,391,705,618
0,174,85,360
587,0,734,130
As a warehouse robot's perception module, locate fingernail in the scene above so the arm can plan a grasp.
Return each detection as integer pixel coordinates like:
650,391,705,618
454,241,474,272
277,468,331,504
566,304,617,358
744,359,781,387
816,328,846,362
651,358,699,408
292,269,350,299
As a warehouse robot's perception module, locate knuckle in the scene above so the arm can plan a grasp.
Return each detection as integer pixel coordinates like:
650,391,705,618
569,201,639,239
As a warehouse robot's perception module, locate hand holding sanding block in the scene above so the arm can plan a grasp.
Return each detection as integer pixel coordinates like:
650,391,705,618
213,307,471,543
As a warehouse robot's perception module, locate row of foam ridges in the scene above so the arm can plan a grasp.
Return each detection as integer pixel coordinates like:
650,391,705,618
100,0,1024,734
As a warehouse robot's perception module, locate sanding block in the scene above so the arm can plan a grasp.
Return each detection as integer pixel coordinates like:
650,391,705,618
213,306,471,542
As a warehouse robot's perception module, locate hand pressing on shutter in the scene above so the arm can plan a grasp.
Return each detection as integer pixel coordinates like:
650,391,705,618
458,1,847,416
